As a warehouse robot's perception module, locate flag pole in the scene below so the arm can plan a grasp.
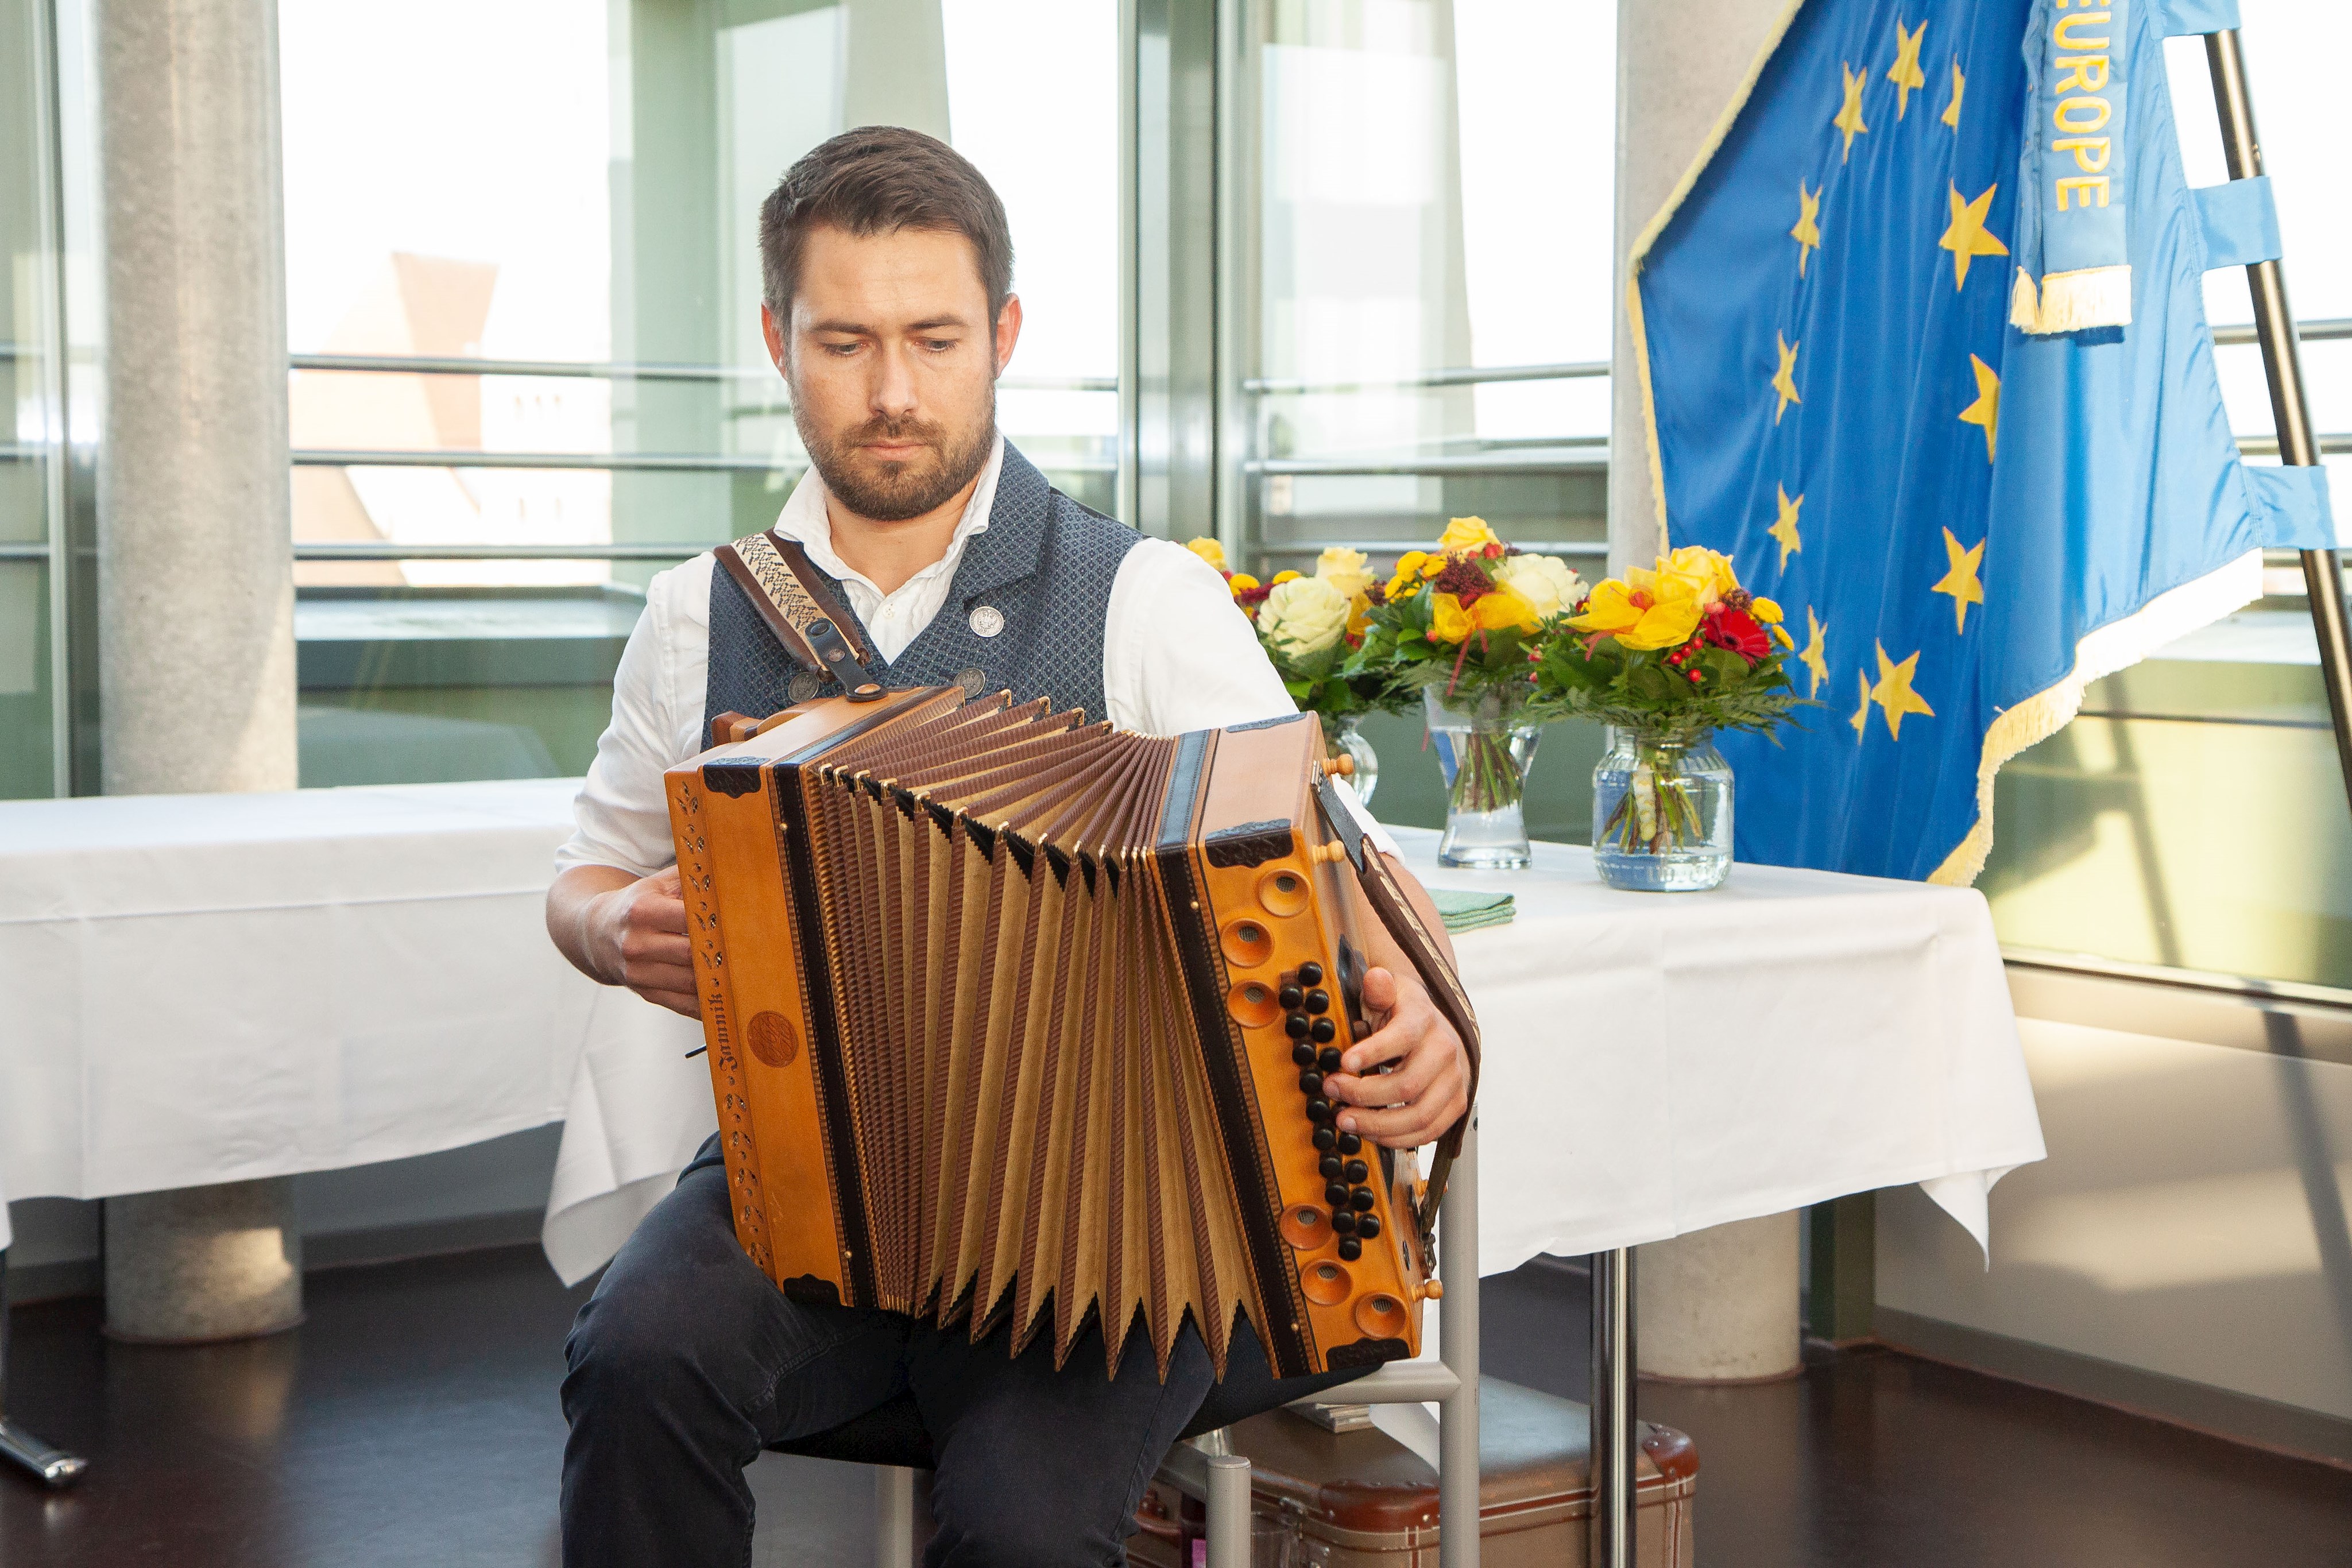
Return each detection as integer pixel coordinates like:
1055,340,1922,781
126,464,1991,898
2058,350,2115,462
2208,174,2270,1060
2203,27,2352,814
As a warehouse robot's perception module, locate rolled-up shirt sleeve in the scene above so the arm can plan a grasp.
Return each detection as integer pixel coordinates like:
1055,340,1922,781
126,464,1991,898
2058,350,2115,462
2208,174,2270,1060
555,564,699,879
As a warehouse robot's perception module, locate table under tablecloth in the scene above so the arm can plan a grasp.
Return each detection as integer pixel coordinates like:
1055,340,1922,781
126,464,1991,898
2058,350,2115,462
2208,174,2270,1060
0,780,2042,1280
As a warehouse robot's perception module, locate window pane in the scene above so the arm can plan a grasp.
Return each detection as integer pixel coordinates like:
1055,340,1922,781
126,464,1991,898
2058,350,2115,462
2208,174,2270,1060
1,0,59,797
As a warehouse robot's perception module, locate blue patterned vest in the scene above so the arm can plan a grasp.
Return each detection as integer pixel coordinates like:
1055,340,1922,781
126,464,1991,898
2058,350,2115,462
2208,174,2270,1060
702,443,1142,734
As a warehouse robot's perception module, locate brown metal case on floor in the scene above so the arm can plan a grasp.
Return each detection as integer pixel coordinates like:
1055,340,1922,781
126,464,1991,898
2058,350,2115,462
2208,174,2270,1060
1128,1379,1697,1567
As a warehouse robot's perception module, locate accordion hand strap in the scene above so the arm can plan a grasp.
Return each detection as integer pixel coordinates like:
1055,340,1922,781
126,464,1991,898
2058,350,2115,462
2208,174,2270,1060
714,530,885,697
1313,776,1481,1241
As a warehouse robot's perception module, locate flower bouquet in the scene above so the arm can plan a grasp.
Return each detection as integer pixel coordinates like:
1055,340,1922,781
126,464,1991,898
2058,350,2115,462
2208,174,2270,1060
1531,545,1805,891
1346,517,1588,868
1186,538,1411,804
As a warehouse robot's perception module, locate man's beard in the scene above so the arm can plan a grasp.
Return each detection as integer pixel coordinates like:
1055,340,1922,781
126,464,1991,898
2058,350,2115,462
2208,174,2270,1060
794,386,996,523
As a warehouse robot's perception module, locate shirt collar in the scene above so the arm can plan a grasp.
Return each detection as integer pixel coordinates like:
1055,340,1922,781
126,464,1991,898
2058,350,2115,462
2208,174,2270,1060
770,433,1006,598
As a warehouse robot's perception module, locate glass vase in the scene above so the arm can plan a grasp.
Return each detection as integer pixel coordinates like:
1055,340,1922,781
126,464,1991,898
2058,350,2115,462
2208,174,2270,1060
1425,688,1542,870
1591,729,1734,892
1321,713,1380,810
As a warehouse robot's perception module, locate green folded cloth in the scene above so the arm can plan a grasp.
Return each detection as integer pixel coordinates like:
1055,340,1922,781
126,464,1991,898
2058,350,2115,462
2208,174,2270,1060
1431,888,1515,934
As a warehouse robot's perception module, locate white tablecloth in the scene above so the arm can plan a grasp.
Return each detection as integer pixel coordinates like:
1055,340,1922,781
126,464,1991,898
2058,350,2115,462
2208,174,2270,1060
0,779,697,1252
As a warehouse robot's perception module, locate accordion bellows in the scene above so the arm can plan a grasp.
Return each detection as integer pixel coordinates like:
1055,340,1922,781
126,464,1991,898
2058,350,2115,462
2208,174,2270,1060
667,687,1477,1383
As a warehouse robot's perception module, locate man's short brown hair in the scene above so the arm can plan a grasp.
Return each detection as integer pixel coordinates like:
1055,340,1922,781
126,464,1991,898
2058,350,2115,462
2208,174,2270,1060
759,126,1015,326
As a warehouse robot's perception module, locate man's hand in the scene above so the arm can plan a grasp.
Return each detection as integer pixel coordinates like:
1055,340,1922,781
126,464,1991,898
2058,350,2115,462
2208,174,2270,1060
1320,965,1469,1150
548,864,699,1019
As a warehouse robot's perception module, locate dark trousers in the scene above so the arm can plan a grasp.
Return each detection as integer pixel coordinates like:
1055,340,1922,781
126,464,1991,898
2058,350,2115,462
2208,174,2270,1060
560,1142,1356,1567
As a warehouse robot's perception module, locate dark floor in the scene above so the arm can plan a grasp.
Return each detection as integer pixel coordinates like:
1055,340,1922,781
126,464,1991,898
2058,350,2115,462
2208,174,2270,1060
3,1246,2347,1567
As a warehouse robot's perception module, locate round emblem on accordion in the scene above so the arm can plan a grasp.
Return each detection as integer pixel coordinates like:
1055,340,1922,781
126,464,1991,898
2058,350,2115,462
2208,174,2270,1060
969,604,1005,638
788,671,823,704
746,1011,800,1068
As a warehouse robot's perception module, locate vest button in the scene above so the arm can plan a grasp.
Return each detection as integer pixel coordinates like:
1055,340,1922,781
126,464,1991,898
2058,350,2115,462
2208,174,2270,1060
954,668,988,698
969,605,1005,638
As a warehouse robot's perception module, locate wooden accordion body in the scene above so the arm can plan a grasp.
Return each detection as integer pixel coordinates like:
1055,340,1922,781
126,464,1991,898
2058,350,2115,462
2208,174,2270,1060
666,687,1477,1382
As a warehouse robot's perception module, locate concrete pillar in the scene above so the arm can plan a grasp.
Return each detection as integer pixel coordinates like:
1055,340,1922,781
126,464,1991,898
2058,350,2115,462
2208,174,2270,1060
95,0,301,1344
1609,0,1790,574
1637,1211,1802,1381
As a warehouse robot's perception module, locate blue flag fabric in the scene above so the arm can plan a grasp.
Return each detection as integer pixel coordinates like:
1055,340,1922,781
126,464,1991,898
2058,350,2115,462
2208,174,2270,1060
1629,0,2332,884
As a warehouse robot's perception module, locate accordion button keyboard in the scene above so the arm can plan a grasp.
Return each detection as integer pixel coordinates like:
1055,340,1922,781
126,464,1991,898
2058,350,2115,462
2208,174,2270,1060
1324,1180,1351,1206
1319,1155,1344,1179
1343,1159,1369,1183
1285,1013,1312,1039
1336,1131,1363,1155
1304,989,1330,1014
1298,1071,1324,1094
1306,1098,1334,1124
1291,1042,1317,1067
1310,1018,1337,1043
1349,1188,1377,1212
1313,1126,1338,1152
1297,962,1324,986
1279,984,1305,1009
1337,1237,1363,1263
1317,1046,1343,1073
1356,1215,1382,1241
1332,1210,1358,1236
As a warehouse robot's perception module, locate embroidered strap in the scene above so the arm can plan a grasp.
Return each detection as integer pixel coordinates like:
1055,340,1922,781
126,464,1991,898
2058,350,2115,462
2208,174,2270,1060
713,531,884,698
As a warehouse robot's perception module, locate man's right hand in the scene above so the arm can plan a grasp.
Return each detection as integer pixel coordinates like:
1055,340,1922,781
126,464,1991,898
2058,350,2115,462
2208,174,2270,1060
548,864,699,1019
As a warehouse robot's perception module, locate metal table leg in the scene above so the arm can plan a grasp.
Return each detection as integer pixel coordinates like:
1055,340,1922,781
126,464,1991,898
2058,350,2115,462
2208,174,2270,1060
0,1247,86,1487
1589,1246,1634,1568
1437,1118,1480,1568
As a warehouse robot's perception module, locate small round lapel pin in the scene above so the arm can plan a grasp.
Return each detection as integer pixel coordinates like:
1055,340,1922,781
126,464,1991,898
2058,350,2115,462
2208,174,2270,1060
969,605,1005,638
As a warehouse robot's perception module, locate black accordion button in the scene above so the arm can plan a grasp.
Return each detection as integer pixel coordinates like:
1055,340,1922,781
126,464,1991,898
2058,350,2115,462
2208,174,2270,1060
1298,1071,1323,1095
1343,1159,1369,1184
1337,1132,1363,1155
1324,1180,1351,1206
1336,1237,1363,1262
1320,1154,1343,1179
1350,1187,1376,1212
1305,989,1330,1015
1310,1019,1337,1044
1312,1126,1337,1151
1285,1013,1310,1039
1291,1042,1316,1067
1356,1215,1380,1240
1317,1047,1343,1073
1297,962,1324,986
1278,984,1304,1009
1331,1210,1357,1236
1306,1098,1333,1123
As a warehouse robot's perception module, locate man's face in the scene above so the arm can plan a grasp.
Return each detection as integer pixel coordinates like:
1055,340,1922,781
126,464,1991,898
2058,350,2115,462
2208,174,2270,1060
763,224,1019,523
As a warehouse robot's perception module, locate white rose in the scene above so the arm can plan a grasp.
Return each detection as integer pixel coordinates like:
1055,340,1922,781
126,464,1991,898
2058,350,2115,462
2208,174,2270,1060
1495,553,1587,621
1257,575,1352,662
1313,545,1374,602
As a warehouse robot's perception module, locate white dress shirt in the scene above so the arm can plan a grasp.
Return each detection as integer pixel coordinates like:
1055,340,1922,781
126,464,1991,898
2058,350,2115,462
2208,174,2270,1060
557,436,1391,878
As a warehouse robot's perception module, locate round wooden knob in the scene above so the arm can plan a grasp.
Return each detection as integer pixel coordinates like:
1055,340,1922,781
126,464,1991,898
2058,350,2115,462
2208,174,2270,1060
1421,1280,1445,1301
1329,753,1356,777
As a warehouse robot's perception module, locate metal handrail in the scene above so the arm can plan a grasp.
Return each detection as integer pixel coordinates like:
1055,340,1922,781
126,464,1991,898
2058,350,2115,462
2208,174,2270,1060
289,351,1116,394
293,541,705,562
1258,538,1604,558
1244,359,1608,396
1248,447,1607,477
2211,315,2352,346
2236,433,2352,456
0,541,45,559
292,447,1119,475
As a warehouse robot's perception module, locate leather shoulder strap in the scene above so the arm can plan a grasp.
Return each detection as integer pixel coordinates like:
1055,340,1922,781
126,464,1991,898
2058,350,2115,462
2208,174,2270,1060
713,531,881,691
1312,773,1480,1240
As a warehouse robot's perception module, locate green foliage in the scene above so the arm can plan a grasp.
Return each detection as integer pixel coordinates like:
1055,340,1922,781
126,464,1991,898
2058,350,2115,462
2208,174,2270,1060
1531,621,1810,742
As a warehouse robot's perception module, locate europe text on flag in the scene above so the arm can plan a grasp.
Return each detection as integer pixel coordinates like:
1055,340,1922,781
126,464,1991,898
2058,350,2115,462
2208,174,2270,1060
1628,0,2334,883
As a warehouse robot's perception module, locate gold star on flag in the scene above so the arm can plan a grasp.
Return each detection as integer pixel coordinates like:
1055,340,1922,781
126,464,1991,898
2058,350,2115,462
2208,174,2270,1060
1870,642,1936,741
1835,63,1870,161
1937,183,2009,290
1959,353,2001,462
1850,669,1872,741
1932,528,1986,633
1767,486,1804,568
1771,334,1801,424
1942,59,1965,130
1800,606,1829,697
1791,183,1823,276
1889,19,1928,118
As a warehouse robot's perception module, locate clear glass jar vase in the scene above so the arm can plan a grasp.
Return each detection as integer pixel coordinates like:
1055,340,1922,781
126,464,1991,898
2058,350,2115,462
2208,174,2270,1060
1425,688,1542,870
1591,729,1734,891
1321,713,1380,810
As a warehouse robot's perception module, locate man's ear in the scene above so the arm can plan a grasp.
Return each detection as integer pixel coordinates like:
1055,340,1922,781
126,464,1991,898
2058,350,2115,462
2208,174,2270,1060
760,303,789,378
993,295,1023,377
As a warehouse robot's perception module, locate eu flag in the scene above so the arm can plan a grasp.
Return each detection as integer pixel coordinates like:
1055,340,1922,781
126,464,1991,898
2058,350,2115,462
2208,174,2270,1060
1632,0,2332,882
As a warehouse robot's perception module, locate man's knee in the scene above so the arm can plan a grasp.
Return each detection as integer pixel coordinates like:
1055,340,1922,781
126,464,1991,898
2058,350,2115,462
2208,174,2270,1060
563,1260,708,1424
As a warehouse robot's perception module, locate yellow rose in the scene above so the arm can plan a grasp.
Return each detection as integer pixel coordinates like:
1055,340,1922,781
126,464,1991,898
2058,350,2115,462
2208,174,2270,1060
1271,569,1303,584
1314,546,1374,601
1567,577,1705,652
1436,516,1501,556
1185,537,1228,571
1430,592,1473,644
1659,545,1739,607
1472,587,1539,634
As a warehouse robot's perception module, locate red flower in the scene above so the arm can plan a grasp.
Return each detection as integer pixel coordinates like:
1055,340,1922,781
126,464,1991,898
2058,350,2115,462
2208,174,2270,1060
1701,605,1770,663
